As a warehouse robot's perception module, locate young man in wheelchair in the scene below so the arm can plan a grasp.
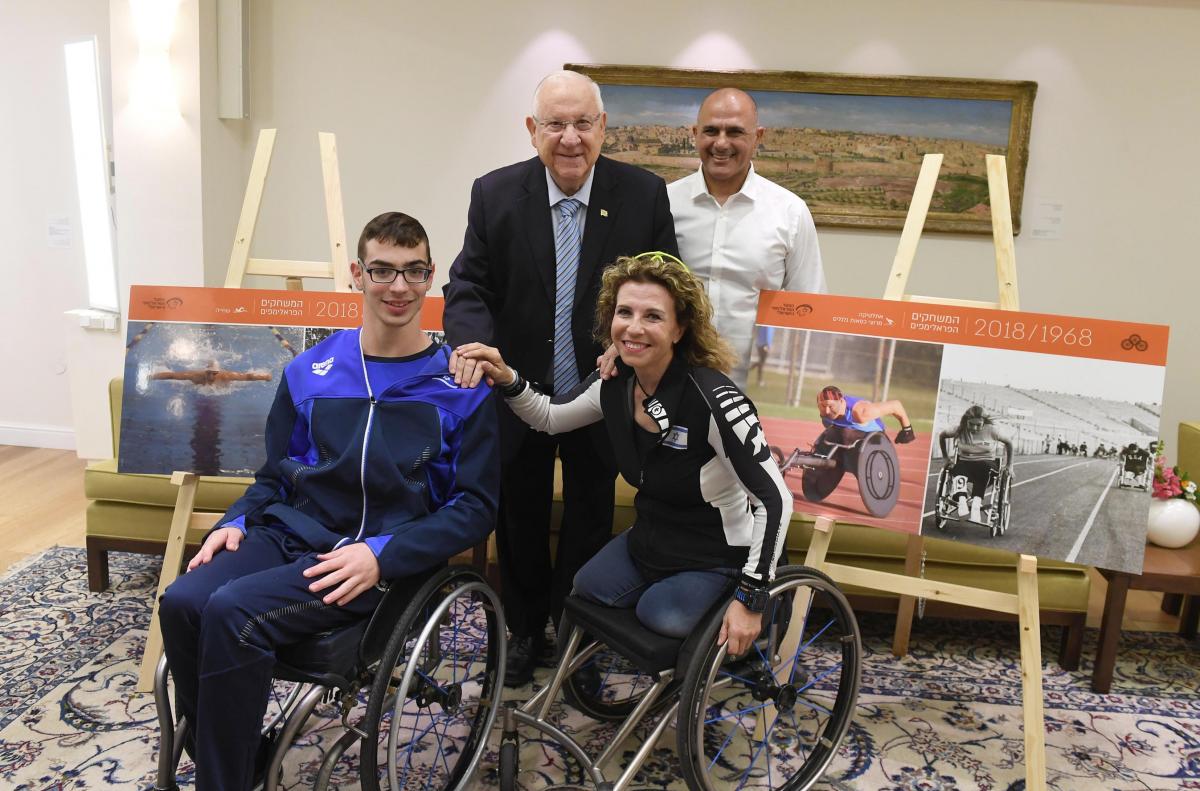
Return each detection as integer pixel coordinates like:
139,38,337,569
815,385,916,446
157,212,499,791
938,405,1014,523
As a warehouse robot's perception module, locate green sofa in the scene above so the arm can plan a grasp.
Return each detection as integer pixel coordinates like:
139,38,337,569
85,377,1091,668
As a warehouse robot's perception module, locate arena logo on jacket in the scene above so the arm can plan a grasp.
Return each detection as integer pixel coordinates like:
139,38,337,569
713,384,771,463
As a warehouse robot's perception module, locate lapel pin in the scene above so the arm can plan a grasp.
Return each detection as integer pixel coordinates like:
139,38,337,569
599,208,608,218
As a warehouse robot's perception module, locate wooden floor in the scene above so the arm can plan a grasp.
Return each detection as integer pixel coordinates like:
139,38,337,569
0,445,87,576
0,446,1184,633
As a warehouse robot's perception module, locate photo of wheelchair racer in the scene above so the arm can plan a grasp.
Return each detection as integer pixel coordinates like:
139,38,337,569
922,345,1164,575
934,405,1014,533
748,329,942,534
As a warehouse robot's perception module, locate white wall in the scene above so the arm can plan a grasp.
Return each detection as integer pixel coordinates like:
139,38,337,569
4,0,1198,456
0,1,113,449
233,0,1200,452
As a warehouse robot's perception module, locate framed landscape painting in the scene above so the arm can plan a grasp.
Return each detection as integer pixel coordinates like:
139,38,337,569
568,64,1036,234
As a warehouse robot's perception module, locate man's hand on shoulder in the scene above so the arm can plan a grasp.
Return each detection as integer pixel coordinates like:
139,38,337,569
596,344,620,380
304,543,382,606
448,346,486,388
186,526,243,571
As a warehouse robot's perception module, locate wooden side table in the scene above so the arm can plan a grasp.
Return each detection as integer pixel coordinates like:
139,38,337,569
1092,534,1200,693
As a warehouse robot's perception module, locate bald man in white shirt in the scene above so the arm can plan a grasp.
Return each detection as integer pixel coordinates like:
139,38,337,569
668,88,826,387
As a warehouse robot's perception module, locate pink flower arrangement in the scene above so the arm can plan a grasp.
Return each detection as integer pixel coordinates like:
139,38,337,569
1152,440,1198,503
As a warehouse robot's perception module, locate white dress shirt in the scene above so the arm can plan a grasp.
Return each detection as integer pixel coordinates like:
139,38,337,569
668,164,826,386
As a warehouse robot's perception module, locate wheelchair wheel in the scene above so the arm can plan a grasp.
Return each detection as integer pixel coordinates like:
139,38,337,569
997,471,1012,536
856,432,899,518
676,566,861,791
770,445,785,468
933,466,950,529
359,566,503,791
800,465,844,503
562,638,664,721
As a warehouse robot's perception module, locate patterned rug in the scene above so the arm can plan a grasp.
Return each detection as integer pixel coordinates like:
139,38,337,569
2,547,1199,790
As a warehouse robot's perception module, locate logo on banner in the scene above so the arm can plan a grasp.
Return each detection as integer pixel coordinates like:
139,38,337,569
141,296,184,311
1120,334,1149,352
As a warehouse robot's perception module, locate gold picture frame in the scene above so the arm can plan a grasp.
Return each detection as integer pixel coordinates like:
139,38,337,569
568,64,1037,235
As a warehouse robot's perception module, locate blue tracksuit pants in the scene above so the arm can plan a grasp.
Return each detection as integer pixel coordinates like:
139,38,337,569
158,527,383,791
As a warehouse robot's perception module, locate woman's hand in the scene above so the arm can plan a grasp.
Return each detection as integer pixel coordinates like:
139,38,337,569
454,343,515,388
719,599,763,657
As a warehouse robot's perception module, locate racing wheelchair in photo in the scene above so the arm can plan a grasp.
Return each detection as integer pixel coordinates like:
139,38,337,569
770,425,901,518
1117,450,1153,491
152,565,504,791
496,565,862,791
932,446,1013,538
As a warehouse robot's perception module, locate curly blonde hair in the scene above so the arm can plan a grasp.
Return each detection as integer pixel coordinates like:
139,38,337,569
594,252,737,373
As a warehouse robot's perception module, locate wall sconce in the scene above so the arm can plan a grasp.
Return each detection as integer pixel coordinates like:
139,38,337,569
130,0,180,114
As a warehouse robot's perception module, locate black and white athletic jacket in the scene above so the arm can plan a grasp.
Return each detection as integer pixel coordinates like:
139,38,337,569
506,354,791,588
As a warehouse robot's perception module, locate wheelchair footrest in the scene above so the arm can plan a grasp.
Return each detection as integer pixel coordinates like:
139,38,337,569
563,597,682,675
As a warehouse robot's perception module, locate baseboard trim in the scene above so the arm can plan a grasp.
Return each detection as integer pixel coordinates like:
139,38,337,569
0,423,76,450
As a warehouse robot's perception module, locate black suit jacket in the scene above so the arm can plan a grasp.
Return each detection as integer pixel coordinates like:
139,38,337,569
444,155,678,454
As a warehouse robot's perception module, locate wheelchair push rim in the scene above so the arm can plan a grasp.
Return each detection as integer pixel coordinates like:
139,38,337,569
676,567,862,791
359,568,504,791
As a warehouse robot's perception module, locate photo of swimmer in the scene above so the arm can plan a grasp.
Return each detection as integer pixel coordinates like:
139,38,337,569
118,322,305,476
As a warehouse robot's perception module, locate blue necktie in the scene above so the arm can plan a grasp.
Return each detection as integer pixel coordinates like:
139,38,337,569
552,198,583,394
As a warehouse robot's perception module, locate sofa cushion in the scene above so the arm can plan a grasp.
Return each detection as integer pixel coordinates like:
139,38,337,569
87,500,214,544
84,457,251,511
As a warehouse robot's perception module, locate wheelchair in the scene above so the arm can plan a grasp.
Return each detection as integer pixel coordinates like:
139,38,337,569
770,425,900,518
1117,452,1152,490
152,565,504,790
497,565,862,791
933,450,1012,538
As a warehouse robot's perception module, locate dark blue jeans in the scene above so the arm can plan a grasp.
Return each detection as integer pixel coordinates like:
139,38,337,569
158,527,383,791
572,531,737,638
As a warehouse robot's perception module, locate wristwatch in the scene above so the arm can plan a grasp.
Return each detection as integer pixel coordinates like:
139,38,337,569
733,580,770,613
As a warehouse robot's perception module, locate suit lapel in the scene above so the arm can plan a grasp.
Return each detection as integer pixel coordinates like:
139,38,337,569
576,156,620,311
519,158,556,306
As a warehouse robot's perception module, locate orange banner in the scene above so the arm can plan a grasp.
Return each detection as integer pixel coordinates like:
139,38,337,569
127,285,444,331
756,291,1167,366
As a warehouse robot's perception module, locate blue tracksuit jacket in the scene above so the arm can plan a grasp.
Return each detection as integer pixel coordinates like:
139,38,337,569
216,329,499,580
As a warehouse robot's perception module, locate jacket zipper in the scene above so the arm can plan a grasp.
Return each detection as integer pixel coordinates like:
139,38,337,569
355,330,374,542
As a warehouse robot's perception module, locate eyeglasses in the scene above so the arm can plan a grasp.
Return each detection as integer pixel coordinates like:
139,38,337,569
361,263,433,284
534,113,601,134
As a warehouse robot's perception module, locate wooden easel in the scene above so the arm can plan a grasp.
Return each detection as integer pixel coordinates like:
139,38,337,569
136,129,350,691
224,129,352,292
791,154,1045,790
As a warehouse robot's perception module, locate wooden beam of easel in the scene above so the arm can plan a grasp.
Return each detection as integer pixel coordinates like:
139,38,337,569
319,132,351,292
793,153,1046,790
224,128,352,291
136,473,221,692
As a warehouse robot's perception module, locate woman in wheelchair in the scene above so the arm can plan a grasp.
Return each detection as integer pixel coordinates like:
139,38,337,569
939,405,1014,523
457,252,791,655
459,253,861,791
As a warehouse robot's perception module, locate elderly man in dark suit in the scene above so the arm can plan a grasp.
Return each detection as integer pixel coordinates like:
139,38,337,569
443,70,677,686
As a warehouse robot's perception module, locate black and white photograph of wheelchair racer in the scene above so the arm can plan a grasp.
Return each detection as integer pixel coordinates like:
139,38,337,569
747,326,943,534
922,344,1166,574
